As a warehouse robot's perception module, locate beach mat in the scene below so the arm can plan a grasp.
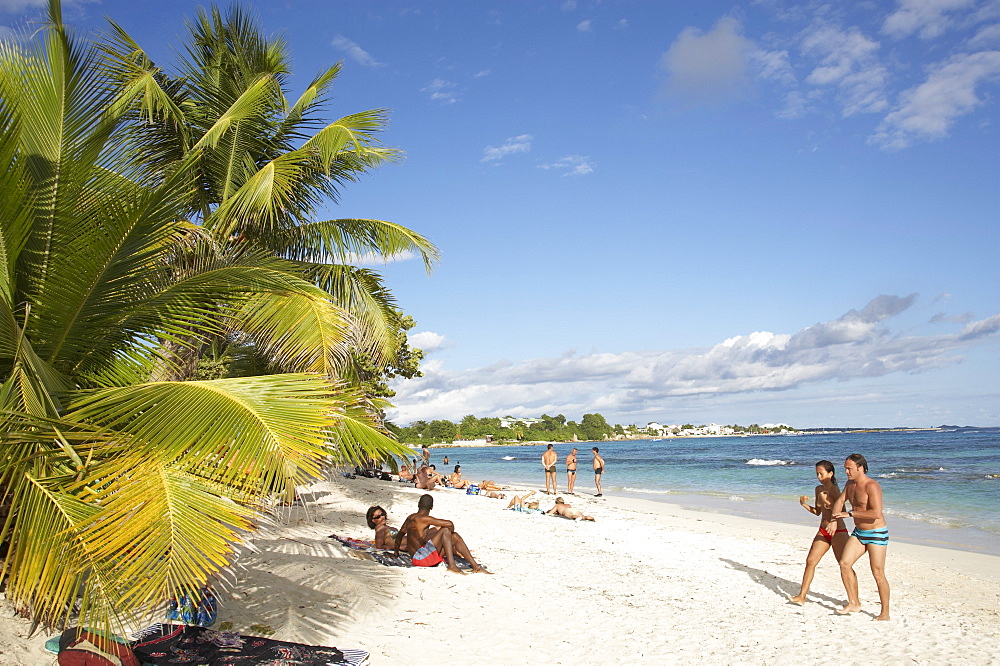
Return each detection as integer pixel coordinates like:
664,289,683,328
328,534,477,569
131,623,369,666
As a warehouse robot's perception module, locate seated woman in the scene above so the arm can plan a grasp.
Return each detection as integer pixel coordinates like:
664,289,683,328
366,505,399,549
449,465,473,489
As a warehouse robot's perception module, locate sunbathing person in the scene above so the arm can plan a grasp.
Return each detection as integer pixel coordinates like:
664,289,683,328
415,464,443,490
398,465,414,482
506,491,541,513
479,480,503,492
366,505,399,549
546,497,595,521
449,465,473,489
394,494,491,574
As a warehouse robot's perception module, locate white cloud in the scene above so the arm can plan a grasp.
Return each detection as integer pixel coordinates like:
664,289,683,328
330,35,385,68
421,78,459,104
577,19,593,33
538,155,594,175
343,250,417,266
561,0,577,11
660,17,754,105
408,331,450,353
969,22,1000,47
386,295,1000,424
474,69,491,78
481,134,532,162
870,50,1000,149
882,0,976,39
616,19,629,30
0,0,43,12
800,24,889,116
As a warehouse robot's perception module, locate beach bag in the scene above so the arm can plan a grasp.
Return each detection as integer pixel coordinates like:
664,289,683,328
57,627,139,666
466,484,479,495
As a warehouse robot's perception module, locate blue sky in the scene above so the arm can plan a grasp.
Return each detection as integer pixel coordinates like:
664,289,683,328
4,0,998,427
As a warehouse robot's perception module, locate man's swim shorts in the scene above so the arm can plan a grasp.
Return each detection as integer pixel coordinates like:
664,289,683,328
851,526,889,546
412,540,444,567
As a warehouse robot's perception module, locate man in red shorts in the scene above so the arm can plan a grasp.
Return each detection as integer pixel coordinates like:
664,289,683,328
393,494,491,574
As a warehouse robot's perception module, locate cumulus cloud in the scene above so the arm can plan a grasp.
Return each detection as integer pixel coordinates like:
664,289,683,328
870,50,1000,149
330,35,384,68
408,331,450,353
538,154,594,175
386,295,1000,423
422,78,459,104
882,0,976,39
481,134,532,162
800,24,889,116
660,17,754,105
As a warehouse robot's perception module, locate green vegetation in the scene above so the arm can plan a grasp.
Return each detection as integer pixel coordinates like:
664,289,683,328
0,2,432,633
391,413,617,444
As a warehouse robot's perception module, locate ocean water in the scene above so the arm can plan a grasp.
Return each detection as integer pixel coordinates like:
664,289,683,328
426,429,1000,554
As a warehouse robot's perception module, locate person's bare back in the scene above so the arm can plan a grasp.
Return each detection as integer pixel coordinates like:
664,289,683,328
546,498,595,521
394,494,491,574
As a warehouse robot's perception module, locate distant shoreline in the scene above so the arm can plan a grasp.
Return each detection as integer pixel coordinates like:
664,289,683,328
425,427,944,448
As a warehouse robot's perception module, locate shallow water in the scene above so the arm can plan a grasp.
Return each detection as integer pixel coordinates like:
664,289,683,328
425,429,1000,554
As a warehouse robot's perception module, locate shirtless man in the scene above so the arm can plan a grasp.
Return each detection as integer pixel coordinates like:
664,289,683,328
394,494,491,574
542,443,558,495
592,447,605,497
398,464,414,482
414,464,438,490
421,445,431,467
831,453,890,620
546,497,595,521
566,448,578,494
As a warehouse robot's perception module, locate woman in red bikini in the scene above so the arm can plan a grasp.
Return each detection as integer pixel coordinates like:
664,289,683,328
788,460,849,605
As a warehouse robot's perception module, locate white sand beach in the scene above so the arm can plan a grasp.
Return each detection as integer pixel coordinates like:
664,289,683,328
2,474,999,664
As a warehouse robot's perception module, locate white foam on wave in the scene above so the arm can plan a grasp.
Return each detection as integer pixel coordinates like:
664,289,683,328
729,495,746,501
622,486,674,495
745,459,793,466
501,456,516,461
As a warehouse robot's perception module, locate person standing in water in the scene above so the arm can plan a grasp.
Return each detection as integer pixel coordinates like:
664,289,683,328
832,453,891,621
787,460,849,605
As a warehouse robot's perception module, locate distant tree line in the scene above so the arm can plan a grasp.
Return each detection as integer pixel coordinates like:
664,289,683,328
388,413,617,444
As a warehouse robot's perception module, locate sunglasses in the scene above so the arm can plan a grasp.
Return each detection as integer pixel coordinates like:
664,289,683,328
373,512,385,519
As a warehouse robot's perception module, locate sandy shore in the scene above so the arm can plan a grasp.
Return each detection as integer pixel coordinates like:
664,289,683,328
2,474,999,664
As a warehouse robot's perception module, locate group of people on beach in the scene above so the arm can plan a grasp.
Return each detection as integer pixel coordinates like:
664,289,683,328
790,453,891,621
542,444,605,497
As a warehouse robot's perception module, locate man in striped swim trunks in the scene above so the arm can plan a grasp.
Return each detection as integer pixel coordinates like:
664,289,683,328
832,453,890,620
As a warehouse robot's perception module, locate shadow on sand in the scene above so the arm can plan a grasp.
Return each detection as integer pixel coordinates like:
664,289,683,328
719,557,864,615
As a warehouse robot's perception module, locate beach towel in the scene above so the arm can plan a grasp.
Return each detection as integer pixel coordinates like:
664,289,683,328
130,623,369,666
328,534,477,569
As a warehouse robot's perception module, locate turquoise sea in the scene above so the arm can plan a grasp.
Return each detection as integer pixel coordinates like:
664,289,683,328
427,429,1000,554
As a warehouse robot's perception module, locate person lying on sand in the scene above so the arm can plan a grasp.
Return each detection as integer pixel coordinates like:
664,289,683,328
398,465,414,482
366,505,399,549
506,491,541,513
394,494,492,574
546,497,595,521
479,480,503,492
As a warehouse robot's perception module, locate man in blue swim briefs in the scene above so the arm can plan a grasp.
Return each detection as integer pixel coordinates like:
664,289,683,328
832,453,890,620
394,494,491,575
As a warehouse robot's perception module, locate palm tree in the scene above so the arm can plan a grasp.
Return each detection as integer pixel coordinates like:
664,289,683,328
100,5,439,384
0,2,414,632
